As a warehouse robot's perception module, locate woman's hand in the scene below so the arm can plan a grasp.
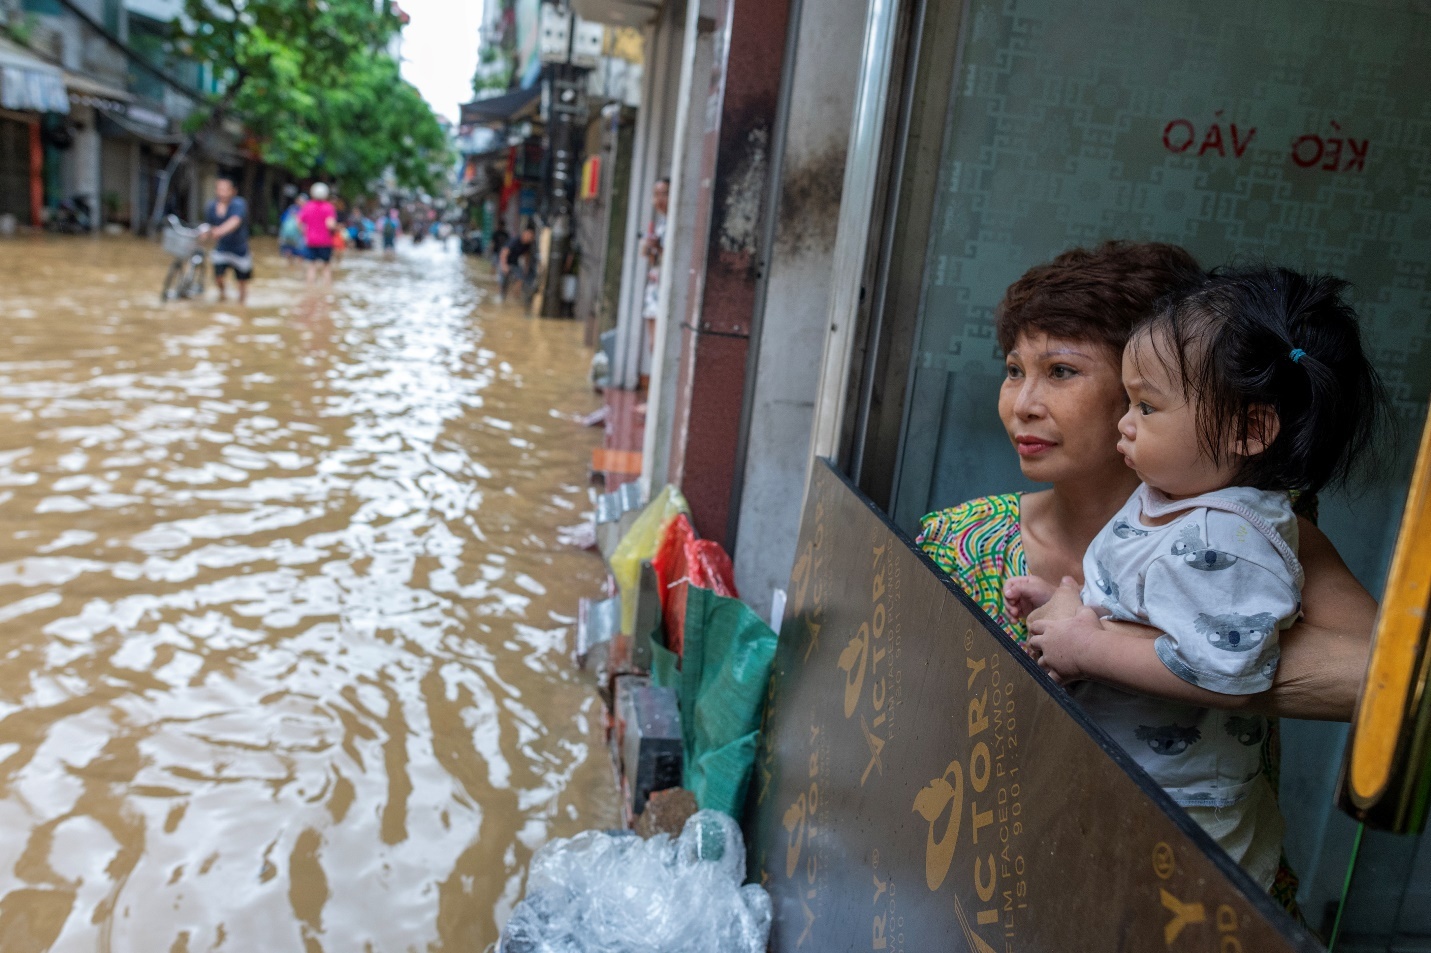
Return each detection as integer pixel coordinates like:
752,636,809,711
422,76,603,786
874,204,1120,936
1004,575,1057,620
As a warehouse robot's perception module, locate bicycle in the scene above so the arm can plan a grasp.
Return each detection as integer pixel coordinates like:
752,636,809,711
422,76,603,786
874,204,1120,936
160,215,208,302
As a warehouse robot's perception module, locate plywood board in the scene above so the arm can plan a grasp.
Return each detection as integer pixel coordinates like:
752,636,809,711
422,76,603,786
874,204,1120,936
746,460,1321,952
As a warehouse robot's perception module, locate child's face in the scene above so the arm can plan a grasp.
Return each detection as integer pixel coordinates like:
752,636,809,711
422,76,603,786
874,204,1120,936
1117,332,1244,500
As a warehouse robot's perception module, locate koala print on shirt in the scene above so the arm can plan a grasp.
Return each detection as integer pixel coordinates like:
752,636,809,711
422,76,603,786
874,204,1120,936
1224,716,1265,747
1168,522,1238,570
1195,612,1278,653
1184,548,1239,571
1112,518,1151,539
1135,724,1202,756
1260,656,1278,681
1170,525,1202,557
1091,559,1120,603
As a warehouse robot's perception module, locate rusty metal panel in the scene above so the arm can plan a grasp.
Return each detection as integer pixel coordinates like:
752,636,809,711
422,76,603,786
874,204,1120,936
664,0,793,543
746,459,1321,953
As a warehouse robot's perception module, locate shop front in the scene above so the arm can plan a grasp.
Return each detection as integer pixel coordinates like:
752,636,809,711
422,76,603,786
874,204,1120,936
0,34,69,226
0,110,37,223
793,0,1431,944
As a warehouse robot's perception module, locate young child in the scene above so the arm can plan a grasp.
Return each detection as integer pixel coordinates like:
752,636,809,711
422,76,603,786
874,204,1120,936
1016,266,1383,888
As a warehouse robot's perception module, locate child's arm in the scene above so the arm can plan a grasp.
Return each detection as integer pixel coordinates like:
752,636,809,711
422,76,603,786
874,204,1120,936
1027,609,1255,708
1030,516,1298,702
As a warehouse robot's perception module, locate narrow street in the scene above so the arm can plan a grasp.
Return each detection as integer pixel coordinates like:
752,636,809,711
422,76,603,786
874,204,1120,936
0,236,619,951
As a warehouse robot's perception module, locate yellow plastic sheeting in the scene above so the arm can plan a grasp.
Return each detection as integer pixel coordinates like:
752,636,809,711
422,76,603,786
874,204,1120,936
611,484,690,636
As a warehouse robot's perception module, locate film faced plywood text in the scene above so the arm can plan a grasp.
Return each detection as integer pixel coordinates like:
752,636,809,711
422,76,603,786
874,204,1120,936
746,461,1321,953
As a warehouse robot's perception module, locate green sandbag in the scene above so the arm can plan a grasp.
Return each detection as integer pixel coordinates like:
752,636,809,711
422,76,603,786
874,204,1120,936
659,585,778,819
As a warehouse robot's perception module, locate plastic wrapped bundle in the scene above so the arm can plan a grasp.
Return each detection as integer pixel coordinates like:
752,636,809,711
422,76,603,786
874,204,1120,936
499,811,772,953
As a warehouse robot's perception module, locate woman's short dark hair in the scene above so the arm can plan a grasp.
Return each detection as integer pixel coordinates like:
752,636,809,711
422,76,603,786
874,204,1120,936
996,241,1205,356
1134,266,1387,495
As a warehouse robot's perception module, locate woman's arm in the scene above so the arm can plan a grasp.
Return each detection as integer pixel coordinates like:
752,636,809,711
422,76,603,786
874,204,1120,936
1253,519,1375,720
1025,519,1375,720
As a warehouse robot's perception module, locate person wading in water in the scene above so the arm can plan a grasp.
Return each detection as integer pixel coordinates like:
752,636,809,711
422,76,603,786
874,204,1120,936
201,177,253,305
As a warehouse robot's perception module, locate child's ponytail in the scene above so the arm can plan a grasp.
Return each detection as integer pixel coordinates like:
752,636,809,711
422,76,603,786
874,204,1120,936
1136,267,1387,495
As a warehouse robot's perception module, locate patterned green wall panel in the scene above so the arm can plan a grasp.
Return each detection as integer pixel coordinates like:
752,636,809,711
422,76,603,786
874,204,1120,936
895,0,1431,594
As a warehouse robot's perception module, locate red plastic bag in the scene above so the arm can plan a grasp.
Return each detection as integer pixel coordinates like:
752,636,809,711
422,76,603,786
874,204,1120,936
650,515,738,659
653,514,694,604
652,515,695,657
688,539,736,596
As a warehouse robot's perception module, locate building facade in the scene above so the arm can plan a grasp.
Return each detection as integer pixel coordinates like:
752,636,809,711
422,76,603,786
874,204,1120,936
0,0,288,232
574,0,1431,940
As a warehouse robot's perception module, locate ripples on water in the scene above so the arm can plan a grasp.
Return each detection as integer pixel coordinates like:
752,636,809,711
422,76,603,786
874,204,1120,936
0,237,618,951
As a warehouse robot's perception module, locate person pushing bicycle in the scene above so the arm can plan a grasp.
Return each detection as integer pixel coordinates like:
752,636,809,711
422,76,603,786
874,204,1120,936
200,177,253,305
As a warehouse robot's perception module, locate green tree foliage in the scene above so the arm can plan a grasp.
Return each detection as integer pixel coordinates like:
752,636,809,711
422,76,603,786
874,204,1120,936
260,49,449,191
472,44,512,96
172,0,447,191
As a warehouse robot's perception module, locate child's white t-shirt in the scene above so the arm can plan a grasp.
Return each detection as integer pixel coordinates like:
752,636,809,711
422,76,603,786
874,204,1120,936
1075,484,1302,808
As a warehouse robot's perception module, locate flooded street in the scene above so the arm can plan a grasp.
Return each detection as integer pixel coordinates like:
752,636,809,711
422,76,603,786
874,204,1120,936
0,236,619,952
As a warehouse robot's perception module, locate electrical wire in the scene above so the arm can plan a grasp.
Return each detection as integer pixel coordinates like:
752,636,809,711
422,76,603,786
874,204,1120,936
1327,821,1365,951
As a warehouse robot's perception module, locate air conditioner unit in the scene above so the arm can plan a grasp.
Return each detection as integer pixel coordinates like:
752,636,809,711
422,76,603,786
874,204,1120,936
571,18,604,69
539,3,572,63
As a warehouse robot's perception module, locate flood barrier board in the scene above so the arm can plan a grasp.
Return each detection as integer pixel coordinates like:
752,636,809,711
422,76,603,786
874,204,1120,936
746,459,1321,952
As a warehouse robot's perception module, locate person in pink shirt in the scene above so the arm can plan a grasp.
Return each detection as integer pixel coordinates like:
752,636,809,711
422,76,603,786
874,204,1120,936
298,182,338,286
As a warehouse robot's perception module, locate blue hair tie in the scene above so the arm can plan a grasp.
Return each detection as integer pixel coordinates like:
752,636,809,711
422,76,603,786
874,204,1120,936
1289,348,1307,364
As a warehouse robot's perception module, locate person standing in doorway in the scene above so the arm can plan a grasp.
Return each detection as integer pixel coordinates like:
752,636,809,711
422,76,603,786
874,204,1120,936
299,183,338,286
641,178,670,354
200,176,253,305
497,223,538,305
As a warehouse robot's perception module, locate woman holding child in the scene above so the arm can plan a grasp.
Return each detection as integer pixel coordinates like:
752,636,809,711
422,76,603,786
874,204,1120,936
916,241,1380,906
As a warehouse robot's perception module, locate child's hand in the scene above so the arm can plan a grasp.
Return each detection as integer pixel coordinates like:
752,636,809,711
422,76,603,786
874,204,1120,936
1003,575,1057,620
1027,606,1105,685
1024,576,1083,625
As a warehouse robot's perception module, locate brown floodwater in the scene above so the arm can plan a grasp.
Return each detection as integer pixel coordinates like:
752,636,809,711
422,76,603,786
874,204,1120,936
0,235,619,952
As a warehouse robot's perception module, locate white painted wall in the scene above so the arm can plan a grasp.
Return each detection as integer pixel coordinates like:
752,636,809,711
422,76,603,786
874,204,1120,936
640,0,716,492
611,0,684,390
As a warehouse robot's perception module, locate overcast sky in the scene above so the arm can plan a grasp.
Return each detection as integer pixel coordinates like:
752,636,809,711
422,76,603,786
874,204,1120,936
398,0,485,125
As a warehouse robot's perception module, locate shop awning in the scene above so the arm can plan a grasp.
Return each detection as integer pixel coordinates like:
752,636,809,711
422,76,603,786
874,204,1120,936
96,107,181,145
459,86,541,126
571,0,662,27
65,72,134,112
0,37,69,114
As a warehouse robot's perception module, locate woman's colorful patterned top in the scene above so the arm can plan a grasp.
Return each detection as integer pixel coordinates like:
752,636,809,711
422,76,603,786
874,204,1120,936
915,494,1027,642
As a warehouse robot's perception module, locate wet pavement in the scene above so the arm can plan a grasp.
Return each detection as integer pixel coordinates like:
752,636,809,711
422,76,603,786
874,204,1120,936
0,235,619,951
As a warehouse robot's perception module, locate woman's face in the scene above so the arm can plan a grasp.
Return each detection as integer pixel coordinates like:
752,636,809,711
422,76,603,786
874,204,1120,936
999,331,1131,486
